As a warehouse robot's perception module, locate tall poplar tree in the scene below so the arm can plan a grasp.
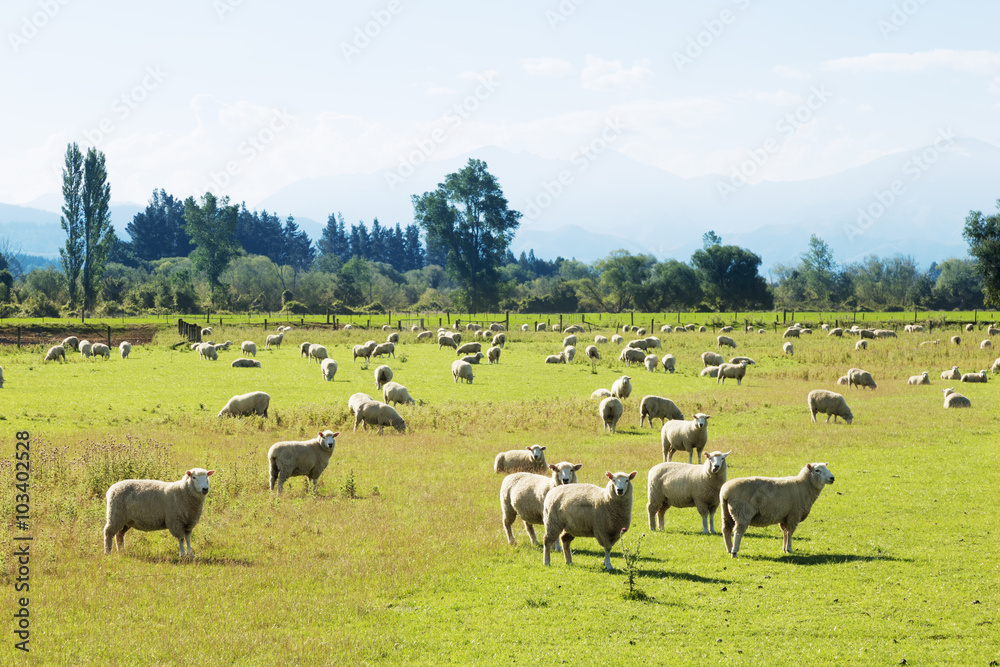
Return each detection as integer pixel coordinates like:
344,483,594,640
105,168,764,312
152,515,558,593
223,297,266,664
81,147,114,310
59,143,84,309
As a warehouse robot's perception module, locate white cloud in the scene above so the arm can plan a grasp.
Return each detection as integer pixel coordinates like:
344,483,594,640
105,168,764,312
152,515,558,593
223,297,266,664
424,86,457,97
753,90,802,106
824,49,1000,74
856,103,874,113
521,57,572,77
580,56,652,93
458,69,500,82
773,65,809,80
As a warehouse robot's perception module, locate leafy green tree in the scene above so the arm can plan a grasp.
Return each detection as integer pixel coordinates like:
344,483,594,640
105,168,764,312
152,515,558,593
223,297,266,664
932,258,983,309
280,216,315,272
691,236,772,311
318,212,350,261
411,158,521,311
800,235,837,305
595,250,655,312
182,192,240,297
59,142,84,309
648,260,703,311
963,200,1000,307
81,147,115,310
126,189,192,261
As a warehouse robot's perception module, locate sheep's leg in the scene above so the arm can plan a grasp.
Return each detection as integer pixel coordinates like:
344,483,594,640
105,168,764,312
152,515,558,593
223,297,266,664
603,548,614,571
721,504,735,554
269,459,279,491
560,533,574,565
687,451,693,464
524,522,540,547
707,508,717,535
646,501,658,531
730,523,747,557
104,523,119,554
501,507,517,545
696,502,710,534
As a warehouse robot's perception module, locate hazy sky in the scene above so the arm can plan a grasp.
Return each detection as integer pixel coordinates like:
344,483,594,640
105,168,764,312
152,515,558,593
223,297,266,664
2,0,998,208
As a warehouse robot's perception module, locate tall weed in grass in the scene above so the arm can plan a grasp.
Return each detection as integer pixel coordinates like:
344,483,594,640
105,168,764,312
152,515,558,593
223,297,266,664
79,435,175,498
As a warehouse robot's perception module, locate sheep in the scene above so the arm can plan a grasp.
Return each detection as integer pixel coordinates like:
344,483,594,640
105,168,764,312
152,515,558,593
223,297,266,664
981,340,993,350
783,342,794,355
647,450,731,534
44,344,67,362
636,328,647,335
636,353,656,373
757,328,766,334
494,445,548,475
491,323,506,332
190,343,202,351
990,326,1000,336
673,327,686,334
268,430,339,495
277,325,292,332
859,329,876,339
966,323,975,332
701,351,724,367
492,333,506,347
920,340,940,347
119,341,132,359
353,400,406,434
92,343,111,359
382,381,415,406
848,367,877,390
828,327,843,337
720,463,835,558
591,388,612,399
622,325,631,333
639,395,683,428
782,328,800,338
536,322,547,332
717,361,748,385
456,342,482,356
855,339,868,351
383,324,394,332
501,462,582,547
993,358,1000,375
718,326,733,333
372,364,393,390
562,335,577,348
217,391,270,418
599,397,624,433
807,389,853,424
521,323,530,332
486,346,502,364
452,359,474,384
231,358,261,368
542,470,637,571
213,340,233,352
730,356,755,365
619,348,645,366
836,375,849,385
61,335,79,351
662,354,676,373
0,367,4,388
595,335,608,344
661,413,711,462
451,332,463,344
626,338,649,350
265,332,283,349
387,332,400,344
563,346,577,363
459,352,483,365
700,366,720,378
961,370,988,383
941,366,960,380
352,341,377,362
942,387,971,408
610,375,632,400
299,341,311,358
437,334,458,350
342,323,354,330
610,334,624,344
308,344,329,363
951,335,961,345
201,327,212,337
416,331,433,341
545,353,567,364
318,357,338,381
564,324,584,334
585,345,600,363
907,371,930,386
371,342,395,359
242,341,257,357
104,468,214,558
197,343,218,361
911,325,925,333
660,325,672,333
348,392,376,418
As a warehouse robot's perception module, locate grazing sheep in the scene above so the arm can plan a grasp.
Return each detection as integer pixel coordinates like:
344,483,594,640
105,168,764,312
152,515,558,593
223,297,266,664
730,356,755,365
636,328,646,335
920,340,941,347
716,335,737,349
647,451,731,533
848,368,877,390
611,334,624,344
217,391,270,418
416,331,433,341
342,323,354,330
562,335,577,348
564,346,577,363
961,370,988,383
965,323,975,332
542,471,637,571
231,358,261,368
860,329,876,339
674,327,687,334
941,366,960,380
265,333,283,349
874,329,896,338
564,324,584,334
383,324,394,332
716,361,748,385
501,462,582,547
639,395,683,428
438,334,458,350
981,340,993,350
595,335,608,344
0,367,3,388
662,354,676,373
545,353,567,364
951,335,961,345
494,445,548,475
643,354,659,372
308,344,329,363
911,325,925,333
213,340,233,351
989,326,1000,336
783,328,801,339
521,323,530,332
371,342,395,359
299,342,311,358
721,463,835,557
320,358,338,381
374,364,393,390
92,343,111,359
353,400,406,434
661,413,711,462
268,430,339,495
387,332,400,343
783,342,794,355
807,389,853,424
452,332,463,344
718,326,733,333
119,341,131,359
492,333,506,347
456,342,482,356
701,351,724,367
241,341,257,357
828,327,843,337
992,358,1000,375
201,327,212,337
660,325,673,333
585,345,600,363
942,387,971,408
536,322,547,332
610,375,632,400
353,341,377,362
619,348,646,366
348,393,376,418
490,323,506,333
700,366,720,378
452,359,474,384
698,326,707,332
62,336,79,351
757,329,766,334
644,336,661,349
591,388,612,399
197,343,218,361
599,397,624,433
104,468,215,559
44,344,67,363
626,338,649,350
622,325,631,333
486,346,502,364
855,339,868,351
907,371,930,386
190,343,203,351
382,381,415,406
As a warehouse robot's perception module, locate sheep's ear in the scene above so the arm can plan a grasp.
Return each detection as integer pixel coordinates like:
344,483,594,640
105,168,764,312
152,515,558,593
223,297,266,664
573,464,583,471
186,470,192,477
540,446,546,451
332,432,340,438
628,471,637,480
723,450,732,457
605,471,613,480
807,463,814,471
318,431,323,438
207,470,215,476
704,452,710,460
549,464,557,472
526,446,533,452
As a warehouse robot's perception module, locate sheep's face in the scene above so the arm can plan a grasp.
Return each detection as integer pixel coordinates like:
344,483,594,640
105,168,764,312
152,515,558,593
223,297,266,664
843,410,854,425
186,469,214,495
693,414,710,429
527,445,546,461
705,451,730,474
551,462,581,485
318,431,339,452
605,471,637,496
806,463,834,487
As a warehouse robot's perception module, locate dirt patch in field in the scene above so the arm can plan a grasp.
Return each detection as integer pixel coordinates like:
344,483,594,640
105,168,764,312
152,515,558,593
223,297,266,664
0,324,163,348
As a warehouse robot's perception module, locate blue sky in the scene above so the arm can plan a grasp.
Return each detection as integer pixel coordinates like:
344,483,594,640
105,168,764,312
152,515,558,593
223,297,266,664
2,0,998,208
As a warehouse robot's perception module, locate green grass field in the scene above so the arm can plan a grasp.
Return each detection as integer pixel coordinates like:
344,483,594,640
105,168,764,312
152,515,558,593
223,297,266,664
1,322,999,665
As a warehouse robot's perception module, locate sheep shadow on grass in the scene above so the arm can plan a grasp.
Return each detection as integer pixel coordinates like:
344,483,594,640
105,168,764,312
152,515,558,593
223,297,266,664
127,553,256,567
744,552,909,566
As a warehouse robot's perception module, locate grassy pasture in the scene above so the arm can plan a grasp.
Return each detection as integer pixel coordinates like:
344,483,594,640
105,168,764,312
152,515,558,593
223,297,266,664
1,322,999,665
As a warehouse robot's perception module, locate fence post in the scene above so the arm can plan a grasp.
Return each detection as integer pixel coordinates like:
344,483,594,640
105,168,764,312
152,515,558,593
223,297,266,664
264,319,267,331
559,314,563,330
505,311,509,329
17,326,20,348
107,325,111,347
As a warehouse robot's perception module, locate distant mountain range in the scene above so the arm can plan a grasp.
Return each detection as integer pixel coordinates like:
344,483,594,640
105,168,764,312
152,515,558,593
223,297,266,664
4,139,997,270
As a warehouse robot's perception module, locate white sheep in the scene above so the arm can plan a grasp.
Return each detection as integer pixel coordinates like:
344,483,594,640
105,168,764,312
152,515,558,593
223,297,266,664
855,339,867,351
993,358,1000,375
456,342,482,356
438,333,458,350
564,346,577,363
700,366,720,378
564,324,584,334
521,323,530,332
501,462,582,547
61,336,79,351
942,387,971,408
417,331,433,341
661,413,710,462
951,335,962,345
353,400,406,434
662,354,675,373
231,358,261,368
720,463,835,557
643,354,658,373
730,356,755,365
545,353,567,364
783,342,793,355
387,332,400,343
828,327,843,337
716,361,748,385
563,335,577,348
591,388,612,399
807,389,853,424
91,343,111,359
610,375,632,399
487,346,502,364
342,323,354,330
492,333,506,347
542,471,637,571
848,368,877,390
701,351,724,367
264,333,283,349
961,370,988,383
907,371,930,385
595,335,608,344
353,341,377,362
300,341,312,358
782,327,800,339
374,364,393,390
941,366,960,380
119,341,131,359
494,445,548,475
619,348,645,366
214,340,233,352
459,352,484,365
268,430,339,495
348,392,376,417
217,391,270,418
320,358,338,381
104,468,214,558
44,344,66,363
201,327,212,337
308,344,329,362
718,326,733,333
626,338,649,350
452,359,474,384
965,323,974,332
536,322,547,332
242,341,257,357
611,334,624,344
660,325,672,333
639,395,683,428
0,366,4,388
836,375,849,385
599,396,623,433
197,343,218,361
382,381,415,406
983,340,994,350
647,450,731,533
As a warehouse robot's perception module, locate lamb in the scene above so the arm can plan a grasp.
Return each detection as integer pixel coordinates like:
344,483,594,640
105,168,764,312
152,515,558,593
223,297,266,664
647,451,731,534
213,341,233,351
492,333,506,347
119,341,131,359
308,344,329,362
836,375,849,385
494,445,548,474
300,342,311,358
217,391,270,418
716,361,748,385
591,388,612,399
382,381,415,406
595,335,608,344
619,348,646,366
197,343,218,361
643,354,659,372
700,366,720,378
104,468,214,558
44,344,66,362
62,336,79,351
951,335,961,345
783,342,794,355
242,341,257,357
639,395,683,428
373,364,393,390
265,332,283,349
487,346,502,364
611,334,624,344
542,471,637,571
371,342,395,359
545,353,567,364
981,340,993,350
662,354,675,373
353,341,377,362
720,462,835,558
599,397,623,433
91,343,111,359
701,351,724,367
501,462,582,547
231,358,261,368
452,359,474,384
848,367,877,390
562,335,577,348
942,387,971,408
268,430,339,495
907,371,930,386
661,413,710,462
941,366,960,380
321,358,338,381
563,346,577,363
353,400,406,434
610,375,632,400
807,389,853,424
456,342,482,356
855,340,867,350
961,370,988,383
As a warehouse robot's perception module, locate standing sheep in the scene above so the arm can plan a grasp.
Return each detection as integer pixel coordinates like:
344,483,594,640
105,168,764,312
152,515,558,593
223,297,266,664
848,368,877,390
599,397,623,433
639,395,683,428
966,323,975,332
308,344,329,362
491,333,506,347
382,381,415,406
501,462,582,547
982,340,993,350
79,340,92,358
700,366,720,378
353,341,377,362
300,342,312,358
265,332,283,349
783,342,793,355
807,389,853,424
564,346,577,363
387,332,400,343
951,335,961,345
716,361,748,385
619,348,646,366
595,335,608,344
197,343,218,361
487,346,502,364
647,451,731,533
217,391,270,418
907,372,930,385
720,463,835,558
662,354,675,373
611,334,624,344
701,351,724,367
119,341,131,359
268,430,339,495
456,342,482,356
460,352,484,365
353,401,406,434
610,375,632,400
374,364,393,390
452,359,474,384
562,335,577,348
942,387,971,408
44,345,67,363
783,328,800,338
542,471,637,571
62,336,79,351
104,468,214,559
321,358,338,381
242,341,257,357
643,354,659,373
0,367,4,388
585,345,600,363
661,413,711,463
92,343,111,359
494,445,548,474
855,340,868,351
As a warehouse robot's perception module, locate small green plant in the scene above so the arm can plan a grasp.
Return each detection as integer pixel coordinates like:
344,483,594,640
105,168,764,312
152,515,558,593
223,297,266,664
620,532,650,601
342,469,358,499
398,352,408,363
